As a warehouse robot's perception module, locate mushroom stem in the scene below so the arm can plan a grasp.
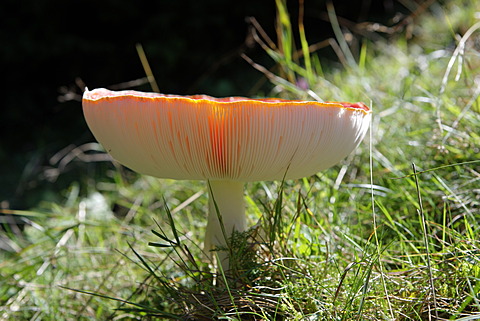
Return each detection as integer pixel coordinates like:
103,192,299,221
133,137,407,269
205,180,247,268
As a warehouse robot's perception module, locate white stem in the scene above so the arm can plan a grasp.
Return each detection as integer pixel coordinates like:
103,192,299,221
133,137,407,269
204,180,246,267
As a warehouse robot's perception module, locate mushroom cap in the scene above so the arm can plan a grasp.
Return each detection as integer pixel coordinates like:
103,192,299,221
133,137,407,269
83,88,371,181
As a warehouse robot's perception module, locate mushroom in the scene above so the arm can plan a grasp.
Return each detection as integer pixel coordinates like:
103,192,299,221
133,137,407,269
82,88,371,267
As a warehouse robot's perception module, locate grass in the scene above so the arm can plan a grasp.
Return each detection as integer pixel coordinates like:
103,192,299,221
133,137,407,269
2,0,480,320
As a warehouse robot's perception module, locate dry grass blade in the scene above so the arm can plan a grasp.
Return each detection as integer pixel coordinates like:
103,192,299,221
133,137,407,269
413,163,438,320
136,43,160,93
440,21,480,94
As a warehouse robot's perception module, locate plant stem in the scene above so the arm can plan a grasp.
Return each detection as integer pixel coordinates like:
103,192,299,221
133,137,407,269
205,180,247,268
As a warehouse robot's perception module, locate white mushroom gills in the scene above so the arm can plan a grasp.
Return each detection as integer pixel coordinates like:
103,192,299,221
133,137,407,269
83,88,372,269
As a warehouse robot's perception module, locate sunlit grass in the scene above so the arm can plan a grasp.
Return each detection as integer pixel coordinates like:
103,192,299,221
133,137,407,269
1,0,480,320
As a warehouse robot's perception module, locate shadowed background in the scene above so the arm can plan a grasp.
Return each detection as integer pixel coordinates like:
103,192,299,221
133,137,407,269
1,0,413,210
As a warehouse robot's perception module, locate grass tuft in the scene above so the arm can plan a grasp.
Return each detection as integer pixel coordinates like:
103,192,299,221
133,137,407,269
2,1,480,320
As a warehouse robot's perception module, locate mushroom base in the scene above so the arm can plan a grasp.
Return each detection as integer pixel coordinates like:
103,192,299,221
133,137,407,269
205,180,247,268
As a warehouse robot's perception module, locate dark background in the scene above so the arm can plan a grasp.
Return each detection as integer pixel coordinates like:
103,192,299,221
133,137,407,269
1,0,416,210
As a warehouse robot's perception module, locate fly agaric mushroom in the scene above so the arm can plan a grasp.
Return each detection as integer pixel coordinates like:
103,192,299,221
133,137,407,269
82,88,371,266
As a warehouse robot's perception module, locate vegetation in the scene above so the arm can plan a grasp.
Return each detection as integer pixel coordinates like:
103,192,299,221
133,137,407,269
1,0,480,319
